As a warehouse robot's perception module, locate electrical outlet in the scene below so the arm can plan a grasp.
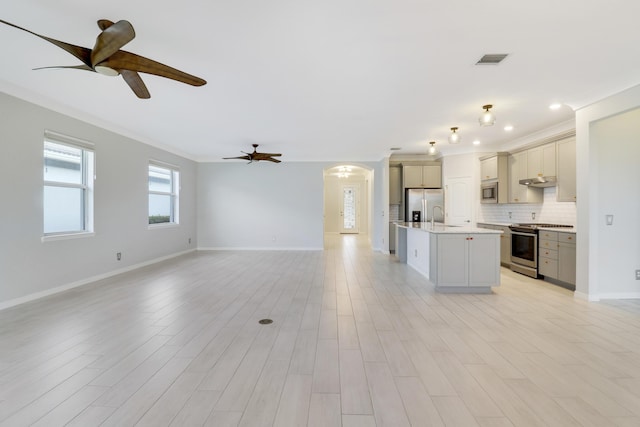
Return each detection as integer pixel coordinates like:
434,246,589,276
606,215,614,226
636,270,640,280
188,237,192,244
508,212,512,219
116,252,122,261
531,212,536,220
272,236,276,242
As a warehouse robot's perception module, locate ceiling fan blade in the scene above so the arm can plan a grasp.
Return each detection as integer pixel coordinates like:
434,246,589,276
223,155,252,161
97,19,115,31
0,19,92,67
263,157,282,163
121,70,151,99
102,51,206,86
33,64,94,71
259,153,282,157
91,20,135,66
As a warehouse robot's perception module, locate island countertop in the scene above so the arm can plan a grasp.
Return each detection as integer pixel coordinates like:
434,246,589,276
395,222,503,234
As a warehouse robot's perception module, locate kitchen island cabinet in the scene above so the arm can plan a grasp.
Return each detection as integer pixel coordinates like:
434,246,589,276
395,223,501,293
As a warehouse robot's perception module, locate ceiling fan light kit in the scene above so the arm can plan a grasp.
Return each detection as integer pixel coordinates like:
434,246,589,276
0,18,207,99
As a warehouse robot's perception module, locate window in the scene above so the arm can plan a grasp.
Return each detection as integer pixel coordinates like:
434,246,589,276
43,131,95,236
148,162,179,225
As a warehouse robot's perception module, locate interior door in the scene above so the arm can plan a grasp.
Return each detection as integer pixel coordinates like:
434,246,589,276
340,185,359,234
445,176,472,226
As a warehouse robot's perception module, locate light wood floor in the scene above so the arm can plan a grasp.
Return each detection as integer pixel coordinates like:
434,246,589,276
1,234,640,426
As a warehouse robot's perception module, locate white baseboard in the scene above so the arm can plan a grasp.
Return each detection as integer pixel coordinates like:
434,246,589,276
198,246,324,251
574,290,640,301
0,249,196,311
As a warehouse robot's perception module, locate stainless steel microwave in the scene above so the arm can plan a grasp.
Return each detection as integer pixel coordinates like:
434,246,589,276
481,182,498,203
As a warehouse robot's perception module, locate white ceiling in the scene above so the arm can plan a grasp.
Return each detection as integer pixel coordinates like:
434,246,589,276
2,1,639,162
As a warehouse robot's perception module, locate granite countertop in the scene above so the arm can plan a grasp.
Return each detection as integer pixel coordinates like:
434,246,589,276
395,222,503,234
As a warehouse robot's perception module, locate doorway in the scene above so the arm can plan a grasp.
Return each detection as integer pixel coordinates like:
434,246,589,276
323,165,373,243
340,184,359,233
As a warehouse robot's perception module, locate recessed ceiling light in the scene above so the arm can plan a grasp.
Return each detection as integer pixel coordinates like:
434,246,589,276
473,140,481,145
504,125,514,131
549,103,562,110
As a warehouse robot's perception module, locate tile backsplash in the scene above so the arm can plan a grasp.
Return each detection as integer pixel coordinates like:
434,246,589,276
479,187,576,225
389,204,401,221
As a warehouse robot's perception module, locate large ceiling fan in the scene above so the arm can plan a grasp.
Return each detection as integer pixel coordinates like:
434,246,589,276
0,18,206,99
223,144,282,163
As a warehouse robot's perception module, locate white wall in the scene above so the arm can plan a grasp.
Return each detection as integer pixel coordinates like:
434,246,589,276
197,161,383,250
0,92,198,308
576,84,640,300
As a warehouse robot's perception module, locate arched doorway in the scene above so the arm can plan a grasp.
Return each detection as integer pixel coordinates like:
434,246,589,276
323,165,373,246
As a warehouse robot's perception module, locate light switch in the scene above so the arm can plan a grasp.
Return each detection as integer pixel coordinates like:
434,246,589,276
606,215,614,225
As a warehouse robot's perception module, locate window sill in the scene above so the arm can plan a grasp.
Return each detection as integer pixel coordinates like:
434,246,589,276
148,223,179,230
42,232,95,243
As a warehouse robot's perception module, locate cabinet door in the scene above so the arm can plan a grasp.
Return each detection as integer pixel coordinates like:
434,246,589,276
527,146,543,178
558,242,576,285
403,166,423,188
481,157,498,180
508,152,526,202
423,165,442,188
557,137,576,202
389,166,402,204
509,151,543,204
542,143,557,177
468,234,500,286
437,234,468,287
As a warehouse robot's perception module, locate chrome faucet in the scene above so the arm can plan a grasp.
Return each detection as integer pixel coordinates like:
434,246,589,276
431,205,443,228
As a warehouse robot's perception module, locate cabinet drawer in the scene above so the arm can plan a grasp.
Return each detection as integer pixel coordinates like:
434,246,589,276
539,230,558,240
539,257,558,278
558,232,576,244
539,247,558,260
539,238,557,250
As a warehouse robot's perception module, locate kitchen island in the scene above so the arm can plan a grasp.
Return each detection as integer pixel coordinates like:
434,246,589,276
395,222,502,293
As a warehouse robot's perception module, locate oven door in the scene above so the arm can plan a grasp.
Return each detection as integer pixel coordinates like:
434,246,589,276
511,231,537,268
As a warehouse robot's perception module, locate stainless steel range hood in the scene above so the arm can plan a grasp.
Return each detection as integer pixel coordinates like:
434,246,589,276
519,176,557,188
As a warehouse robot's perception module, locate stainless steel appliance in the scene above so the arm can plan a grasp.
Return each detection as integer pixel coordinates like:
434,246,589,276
405,188,444,223
509,223,574,278
481,182,498,204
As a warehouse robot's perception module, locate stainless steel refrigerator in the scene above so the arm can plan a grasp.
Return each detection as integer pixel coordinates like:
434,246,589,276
405,188,444,223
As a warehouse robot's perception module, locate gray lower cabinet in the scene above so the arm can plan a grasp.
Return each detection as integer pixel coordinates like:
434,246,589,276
538,230,576,287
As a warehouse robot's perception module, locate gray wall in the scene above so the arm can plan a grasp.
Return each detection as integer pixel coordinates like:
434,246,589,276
0,92,197,307
197,161,383,250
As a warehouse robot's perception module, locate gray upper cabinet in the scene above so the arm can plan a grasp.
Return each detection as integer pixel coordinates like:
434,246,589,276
403,164,442,188
508,151,543,203
389,166,402,204
527,142,557,178
556,137,576,202
480,156,498,181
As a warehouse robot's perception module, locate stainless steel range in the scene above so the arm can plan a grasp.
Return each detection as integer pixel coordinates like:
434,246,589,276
509,223,574,278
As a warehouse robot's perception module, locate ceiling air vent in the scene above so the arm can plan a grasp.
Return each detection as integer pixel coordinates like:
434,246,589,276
476,54,509,65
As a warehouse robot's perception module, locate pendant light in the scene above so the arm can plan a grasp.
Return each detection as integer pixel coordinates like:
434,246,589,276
479,104,496,127
448,127,461,144
428,141,437,155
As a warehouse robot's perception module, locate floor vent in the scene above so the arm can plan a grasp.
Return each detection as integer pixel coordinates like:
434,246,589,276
476,54,509,65
259,319,273,325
